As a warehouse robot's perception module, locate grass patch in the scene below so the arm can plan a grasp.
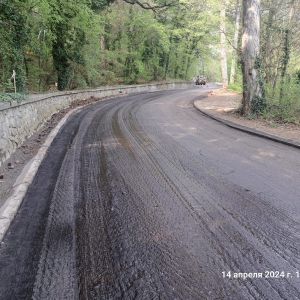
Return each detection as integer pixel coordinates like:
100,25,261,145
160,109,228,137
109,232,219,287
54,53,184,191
228,83,243,93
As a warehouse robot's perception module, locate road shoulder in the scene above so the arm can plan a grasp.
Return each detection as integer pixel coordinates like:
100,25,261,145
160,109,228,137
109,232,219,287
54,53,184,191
0,96,114,241
194,89,300,149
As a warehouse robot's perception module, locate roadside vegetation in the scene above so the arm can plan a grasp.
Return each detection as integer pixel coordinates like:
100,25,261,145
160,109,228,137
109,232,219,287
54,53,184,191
227,0,300,123
263,81,300,124
0,0,220,94
0,0,299,124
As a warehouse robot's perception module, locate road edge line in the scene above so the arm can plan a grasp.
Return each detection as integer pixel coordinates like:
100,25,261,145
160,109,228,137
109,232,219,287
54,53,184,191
193,99,300,150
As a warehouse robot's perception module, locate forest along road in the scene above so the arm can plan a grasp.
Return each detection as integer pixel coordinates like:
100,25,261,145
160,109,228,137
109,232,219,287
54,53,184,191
1,87,300,300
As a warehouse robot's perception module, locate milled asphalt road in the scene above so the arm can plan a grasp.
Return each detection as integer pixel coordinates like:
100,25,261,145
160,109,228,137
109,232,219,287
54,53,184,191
0,87,300,299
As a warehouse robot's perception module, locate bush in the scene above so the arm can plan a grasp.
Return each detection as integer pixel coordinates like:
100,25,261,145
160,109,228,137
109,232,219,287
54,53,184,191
228,83,243,93
263,82,300,124
0,93,27,104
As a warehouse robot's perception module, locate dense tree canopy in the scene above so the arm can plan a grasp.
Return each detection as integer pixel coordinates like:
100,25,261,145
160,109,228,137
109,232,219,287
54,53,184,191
0,0,220,92
1,0,300,121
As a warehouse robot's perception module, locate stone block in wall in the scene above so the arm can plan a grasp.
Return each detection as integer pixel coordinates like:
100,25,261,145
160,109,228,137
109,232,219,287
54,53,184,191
0,82,191,166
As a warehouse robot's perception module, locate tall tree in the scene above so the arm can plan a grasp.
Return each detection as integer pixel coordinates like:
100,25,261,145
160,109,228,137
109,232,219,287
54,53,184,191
241,0,265,115
220,1,228,88
279,0,295,100
229,0,241,84
0,1,31,92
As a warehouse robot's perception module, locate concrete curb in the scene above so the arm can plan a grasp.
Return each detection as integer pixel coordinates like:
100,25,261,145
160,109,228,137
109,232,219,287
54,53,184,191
193,100,300,150
0,106,83,241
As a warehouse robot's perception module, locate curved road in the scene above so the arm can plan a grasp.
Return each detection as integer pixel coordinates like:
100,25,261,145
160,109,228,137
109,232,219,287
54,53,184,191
1,88,300,299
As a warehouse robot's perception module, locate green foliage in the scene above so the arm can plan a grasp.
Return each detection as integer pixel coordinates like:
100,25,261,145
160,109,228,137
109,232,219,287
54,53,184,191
294,70,300,84
0,0,31,92
258,0,300,122
228,83,242,93
263,81,300,124
0,0,298,127
0,93,26,103
0,0,220,92
250,56,266,115
91,0,114,11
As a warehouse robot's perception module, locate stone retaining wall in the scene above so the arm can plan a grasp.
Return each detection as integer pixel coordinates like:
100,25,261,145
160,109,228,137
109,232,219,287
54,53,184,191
0,82,191,166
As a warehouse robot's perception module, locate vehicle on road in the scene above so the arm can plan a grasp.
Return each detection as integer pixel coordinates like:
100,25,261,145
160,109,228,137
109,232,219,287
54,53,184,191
195,75,207,85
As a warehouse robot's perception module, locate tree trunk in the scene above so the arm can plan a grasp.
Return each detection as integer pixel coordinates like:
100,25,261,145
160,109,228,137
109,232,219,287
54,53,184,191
220,1,228,88
185,56,191,80
52,23,72,91
164,52,170,80
100,36,106,50
52,39,71,91
279,29,291,100
241,0,265,115
229,0,241,85
261,4,275,85
279,0,295,101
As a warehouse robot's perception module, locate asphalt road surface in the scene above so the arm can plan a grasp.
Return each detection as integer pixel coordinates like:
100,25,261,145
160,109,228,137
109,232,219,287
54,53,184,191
0,88,300,300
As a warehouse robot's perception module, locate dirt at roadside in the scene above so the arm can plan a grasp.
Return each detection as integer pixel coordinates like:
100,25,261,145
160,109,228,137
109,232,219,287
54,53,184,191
0,96,113,207
195,89,300,145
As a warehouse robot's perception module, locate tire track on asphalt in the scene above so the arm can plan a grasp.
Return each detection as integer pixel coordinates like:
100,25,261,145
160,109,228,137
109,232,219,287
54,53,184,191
1,89,300,299
118,96,300,298
76,93,181,299
106,98,249,298
0,109,88,299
